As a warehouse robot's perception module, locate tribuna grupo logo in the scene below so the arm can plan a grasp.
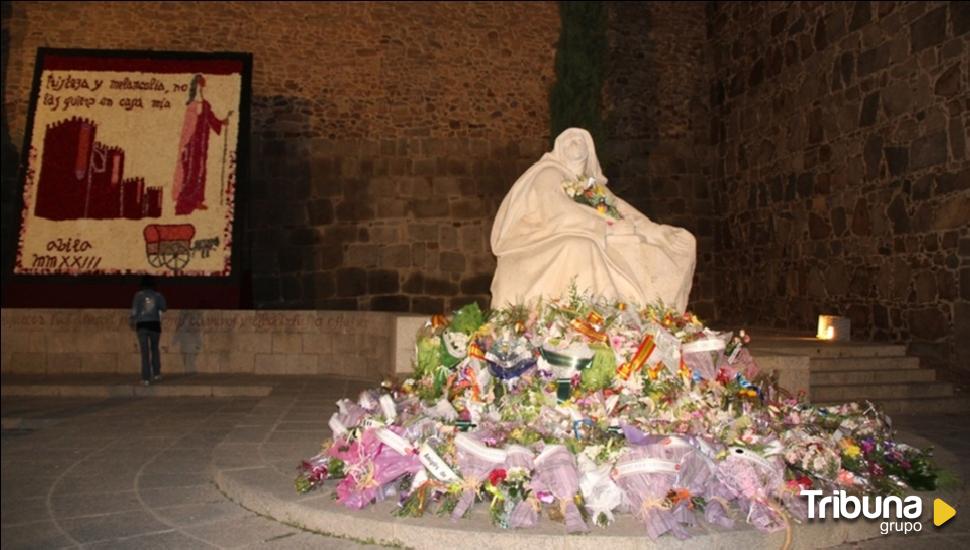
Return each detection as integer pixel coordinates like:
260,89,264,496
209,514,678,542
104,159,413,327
801,490,953,536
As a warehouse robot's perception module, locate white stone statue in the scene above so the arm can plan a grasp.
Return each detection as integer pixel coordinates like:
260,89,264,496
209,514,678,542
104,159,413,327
490,128,696,312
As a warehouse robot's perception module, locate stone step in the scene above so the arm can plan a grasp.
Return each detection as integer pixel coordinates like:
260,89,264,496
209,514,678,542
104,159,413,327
811,381,954,402
811,368,936,385
0,383,273,398
809,356,921,371
817,396,970,415
748,337,907,359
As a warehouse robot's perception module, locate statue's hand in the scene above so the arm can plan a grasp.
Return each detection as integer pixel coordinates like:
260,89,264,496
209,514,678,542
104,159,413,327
606,217,635,236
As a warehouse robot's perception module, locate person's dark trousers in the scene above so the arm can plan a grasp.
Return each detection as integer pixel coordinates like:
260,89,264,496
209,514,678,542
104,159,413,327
137,329,161,381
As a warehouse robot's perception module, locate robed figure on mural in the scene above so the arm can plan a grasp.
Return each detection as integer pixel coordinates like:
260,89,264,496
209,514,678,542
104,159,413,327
172,74,231,215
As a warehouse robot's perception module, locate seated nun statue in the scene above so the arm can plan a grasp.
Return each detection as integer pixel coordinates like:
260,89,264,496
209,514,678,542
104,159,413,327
490,128,696,312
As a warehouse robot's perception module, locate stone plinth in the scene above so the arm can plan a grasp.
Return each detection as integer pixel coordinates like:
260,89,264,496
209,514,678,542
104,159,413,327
393,314,428,375
1,308,398,380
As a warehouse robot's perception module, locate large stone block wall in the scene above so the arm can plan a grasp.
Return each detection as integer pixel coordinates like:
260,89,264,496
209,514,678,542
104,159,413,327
603,1,717,319
1,308,395,379
708,1,970,371
2,1,721,317
0,1,560,314
5,2,965,371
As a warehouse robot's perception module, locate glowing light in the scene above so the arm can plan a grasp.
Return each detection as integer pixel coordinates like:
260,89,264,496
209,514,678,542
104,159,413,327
817,315,849,341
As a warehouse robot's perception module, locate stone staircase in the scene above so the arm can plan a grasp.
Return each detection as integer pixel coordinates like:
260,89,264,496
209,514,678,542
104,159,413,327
749,336,970,415
809,351,969,414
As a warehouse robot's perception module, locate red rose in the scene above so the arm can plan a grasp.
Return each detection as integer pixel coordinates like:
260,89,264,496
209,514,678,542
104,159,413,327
715,368,731,385
488,468,507,486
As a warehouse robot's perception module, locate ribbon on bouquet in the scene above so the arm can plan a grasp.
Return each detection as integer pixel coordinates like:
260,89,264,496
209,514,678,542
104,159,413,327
570,311,607,343
617,334,656,380
540,346,595,371
468,342,487,361
614,457,680,477
485,353,536,380
452,433,508,519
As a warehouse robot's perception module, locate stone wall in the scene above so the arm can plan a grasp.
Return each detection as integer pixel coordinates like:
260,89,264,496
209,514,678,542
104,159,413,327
2,1,722,317
708,1,970,371
7,1,964,372
1,1,560,313
1,308,394,379
604,1,718,320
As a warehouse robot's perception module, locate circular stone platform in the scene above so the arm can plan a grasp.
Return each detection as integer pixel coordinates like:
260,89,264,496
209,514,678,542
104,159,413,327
215,463,886,549
208,381,964,550
212,439,958,549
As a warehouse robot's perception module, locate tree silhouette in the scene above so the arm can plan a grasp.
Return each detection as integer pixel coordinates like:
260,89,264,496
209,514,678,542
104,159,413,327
549,1,607,153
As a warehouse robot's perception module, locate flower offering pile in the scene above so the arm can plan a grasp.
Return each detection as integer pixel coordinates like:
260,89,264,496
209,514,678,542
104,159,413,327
296,291,939,539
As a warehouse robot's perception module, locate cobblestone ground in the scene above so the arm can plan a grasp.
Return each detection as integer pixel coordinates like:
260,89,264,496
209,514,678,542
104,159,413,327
2,378,968,549
1,382,373,549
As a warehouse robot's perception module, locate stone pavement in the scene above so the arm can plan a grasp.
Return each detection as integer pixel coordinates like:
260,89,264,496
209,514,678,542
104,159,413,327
1,377,373,549
2,375,969,549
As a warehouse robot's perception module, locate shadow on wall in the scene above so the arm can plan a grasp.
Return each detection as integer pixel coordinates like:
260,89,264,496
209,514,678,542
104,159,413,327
172,309,202,373
2,4,25,300
603,2,655,166
246,94,324,309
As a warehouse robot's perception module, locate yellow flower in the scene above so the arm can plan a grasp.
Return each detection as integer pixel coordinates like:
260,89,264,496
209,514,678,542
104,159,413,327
841,437,861,458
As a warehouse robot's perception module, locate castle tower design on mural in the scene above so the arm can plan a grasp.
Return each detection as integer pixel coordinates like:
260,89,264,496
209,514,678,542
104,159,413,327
34,117,162,220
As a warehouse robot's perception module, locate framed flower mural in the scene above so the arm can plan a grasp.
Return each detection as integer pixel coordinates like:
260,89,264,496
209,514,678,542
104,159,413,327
14,48,251,276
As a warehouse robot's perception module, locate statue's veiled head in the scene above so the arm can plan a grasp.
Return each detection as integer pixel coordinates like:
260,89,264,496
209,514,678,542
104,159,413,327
550,128,606,184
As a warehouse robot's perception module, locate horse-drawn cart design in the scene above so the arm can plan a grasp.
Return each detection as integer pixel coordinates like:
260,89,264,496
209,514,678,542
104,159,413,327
143,224,195,270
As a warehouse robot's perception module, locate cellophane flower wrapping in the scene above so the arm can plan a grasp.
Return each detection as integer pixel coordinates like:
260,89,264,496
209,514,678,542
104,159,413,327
505,445,539,528
614,438,696,539
577,453,624,526
715,448,786,532
533,445,589,533
296,290,941,539
452,432,507,520
332,426,423,510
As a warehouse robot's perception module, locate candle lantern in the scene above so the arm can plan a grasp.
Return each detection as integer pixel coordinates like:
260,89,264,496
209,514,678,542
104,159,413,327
817,315,850,341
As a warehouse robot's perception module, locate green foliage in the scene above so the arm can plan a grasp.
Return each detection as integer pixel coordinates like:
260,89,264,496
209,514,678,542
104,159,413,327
327,457,345,478
415,337,441,379
893,452,938,491
935,468,961,490
550,1,608,150
439,339,463,370
432,365,449,399
294,474,314,494
579,343,616,392
439,303,486,369
450,303,485,335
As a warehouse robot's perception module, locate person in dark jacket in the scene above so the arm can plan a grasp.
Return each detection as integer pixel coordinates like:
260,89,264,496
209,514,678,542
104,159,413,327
130,276,167,385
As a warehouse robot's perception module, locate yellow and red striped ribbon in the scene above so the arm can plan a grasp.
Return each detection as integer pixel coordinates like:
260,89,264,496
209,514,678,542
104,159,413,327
468,342,487,361
570,311,607,343
617,334,656,380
